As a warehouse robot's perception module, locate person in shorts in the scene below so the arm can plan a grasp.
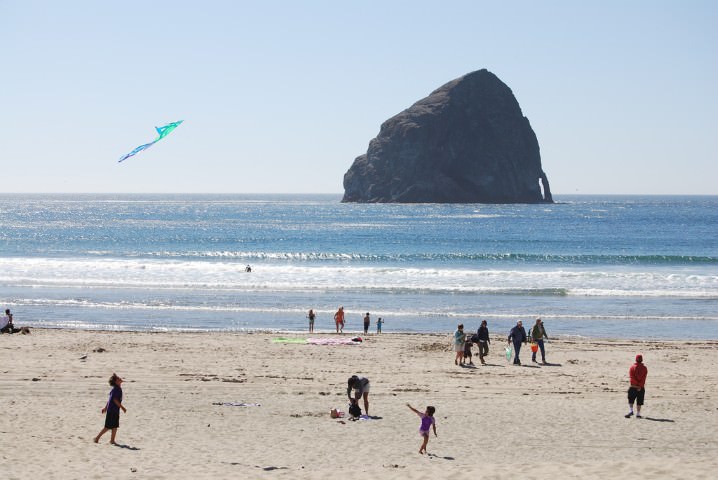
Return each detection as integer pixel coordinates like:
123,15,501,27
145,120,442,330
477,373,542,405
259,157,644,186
94,373,127,444
347,375,370,415
625,354,648,418
334,306,345,334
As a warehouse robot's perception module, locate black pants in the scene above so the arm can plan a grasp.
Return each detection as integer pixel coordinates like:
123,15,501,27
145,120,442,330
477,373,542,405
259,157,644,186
513,341,523,364
478,341,489,360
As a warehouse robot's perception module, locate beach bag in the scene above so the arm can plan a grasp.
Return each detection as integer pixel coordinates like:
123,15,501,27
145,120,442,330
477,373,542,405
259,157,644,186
505,345,513,362
530,343,539,353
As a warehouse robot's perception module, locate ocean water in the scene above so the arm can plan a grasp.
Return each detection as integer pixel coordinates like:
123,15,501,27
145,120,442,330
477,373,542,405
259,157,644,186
1,194,716,339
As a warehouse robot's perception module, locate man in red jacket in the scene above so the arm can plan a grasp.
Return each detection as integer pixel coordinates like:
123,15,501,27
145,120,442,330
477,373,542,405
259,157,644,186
625,354,648,418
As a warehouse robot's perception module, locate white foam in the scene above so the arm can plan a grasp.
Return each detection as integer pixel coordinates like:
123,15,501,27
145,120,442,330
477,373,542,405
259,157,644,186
1,257,716,298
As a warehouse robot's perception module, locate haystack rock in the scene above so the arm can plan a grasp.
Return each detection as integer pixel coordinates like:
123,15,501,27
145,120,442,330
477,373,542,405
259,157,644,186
342,69,553,203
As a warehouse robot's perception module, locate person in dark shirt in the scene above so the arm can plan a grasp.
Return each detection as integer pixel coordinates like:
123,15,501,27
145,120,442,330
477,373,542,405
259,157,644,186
476,320,490,365
348,397,362,419
94,373,127,444
507,321,527,365
462,337,474,366
307,309,316,333
530,318,549,364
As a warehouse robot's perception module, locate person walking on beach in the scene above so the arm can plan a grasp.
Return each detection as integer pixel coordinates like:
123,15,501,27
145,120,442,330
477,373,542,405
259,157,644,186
363,312,370,335
476,320,490,365
507,321,527,365
307,309,316,333
406,403,437,454
334,306,345,334
454,324,466,366
94,373,126,445
347,375,370,415
531,318,549,364
625,354,648,418
376,317,383,334
463,337,475,366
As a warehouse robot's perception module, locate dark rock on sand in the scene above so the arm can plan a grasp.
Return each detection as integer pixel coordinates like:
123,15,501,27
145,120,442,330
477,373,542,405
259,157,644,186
342,69,553,203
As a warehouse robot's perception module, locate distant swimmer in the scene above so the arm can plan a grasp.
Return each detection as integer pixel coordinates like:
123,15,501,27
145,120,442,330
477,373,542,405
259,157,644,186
245,265,252,272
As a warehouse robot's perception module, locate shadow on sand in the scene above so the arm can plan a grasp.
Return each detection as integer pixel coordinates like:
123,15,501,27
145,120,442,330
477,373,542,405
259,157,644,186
112,443,140,450
643,417,675,423
427,453,455,460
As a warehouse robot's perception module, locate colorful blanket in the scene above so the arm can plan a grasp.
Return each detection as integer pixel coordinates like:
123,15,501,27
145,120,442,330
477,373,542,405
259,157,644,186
307,337,361,346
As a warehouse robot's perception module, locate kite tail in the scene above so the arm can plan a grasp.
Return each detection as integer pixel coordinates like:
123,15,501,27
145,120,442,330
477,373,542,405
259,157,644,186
118,141,156,162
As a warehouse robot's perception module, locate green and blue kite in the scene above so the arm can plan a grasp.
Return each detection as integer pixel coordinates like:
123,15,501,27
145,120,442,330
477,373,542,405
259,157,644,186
118,120,183,162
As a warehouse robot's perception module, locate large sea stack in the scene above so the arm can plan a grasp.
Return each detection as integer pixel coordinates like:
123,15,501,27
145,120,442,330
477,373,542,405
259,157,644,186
342,69,553,203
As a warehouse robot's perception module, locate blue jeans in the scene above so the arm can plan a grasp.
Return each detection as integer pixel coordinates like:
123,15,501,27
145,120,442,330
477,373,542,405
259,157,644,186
532,339,546,362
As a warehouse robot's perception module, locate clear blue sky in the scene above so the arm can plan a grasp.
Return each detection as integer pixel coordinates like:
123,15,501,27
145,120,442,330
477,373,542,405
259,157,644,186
1,0,716,194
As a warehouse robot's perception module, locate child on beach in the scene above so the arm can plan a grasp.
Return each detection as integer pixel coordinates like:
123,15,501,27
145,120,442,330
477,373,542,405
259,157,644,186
376,317,383,334
348,397,362,420
406,403,437,454
462,337,474,366
94,373,126,445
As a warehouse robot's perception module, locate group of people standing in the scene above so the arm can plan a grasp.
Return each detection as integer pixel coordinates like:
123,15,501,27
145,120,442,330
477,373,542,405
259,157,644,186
453,320,491,366
507,318,549,365
454,318,550,366
306,307,384,335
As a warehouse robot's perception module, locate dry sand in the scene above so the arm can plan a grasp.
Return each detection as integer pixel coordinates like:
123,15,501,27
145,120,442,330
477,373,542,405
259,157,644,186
1,329,717,479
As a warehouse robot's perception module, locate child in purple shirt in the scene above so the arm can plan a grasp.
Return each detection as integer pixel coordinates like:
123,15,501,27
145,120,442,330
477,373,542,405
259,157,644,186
407,403,437,454
94,373,126,445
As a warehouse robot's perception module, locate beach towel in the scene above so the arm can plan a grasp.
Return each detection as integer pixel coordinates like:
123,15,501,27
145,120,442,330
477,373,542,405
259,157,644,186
306,338,362,346
271,338,307,344
212,402,261,407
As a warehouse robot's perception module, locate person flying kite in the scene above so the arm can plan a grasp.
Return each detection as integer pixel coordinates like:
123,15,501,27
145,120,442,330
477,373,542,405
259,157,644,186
118,120,183,162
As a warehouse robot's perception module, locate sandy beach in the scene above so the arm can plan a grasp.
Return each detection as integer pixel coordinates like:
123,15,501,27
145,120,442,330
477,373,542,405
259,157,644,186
1,329,717,479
